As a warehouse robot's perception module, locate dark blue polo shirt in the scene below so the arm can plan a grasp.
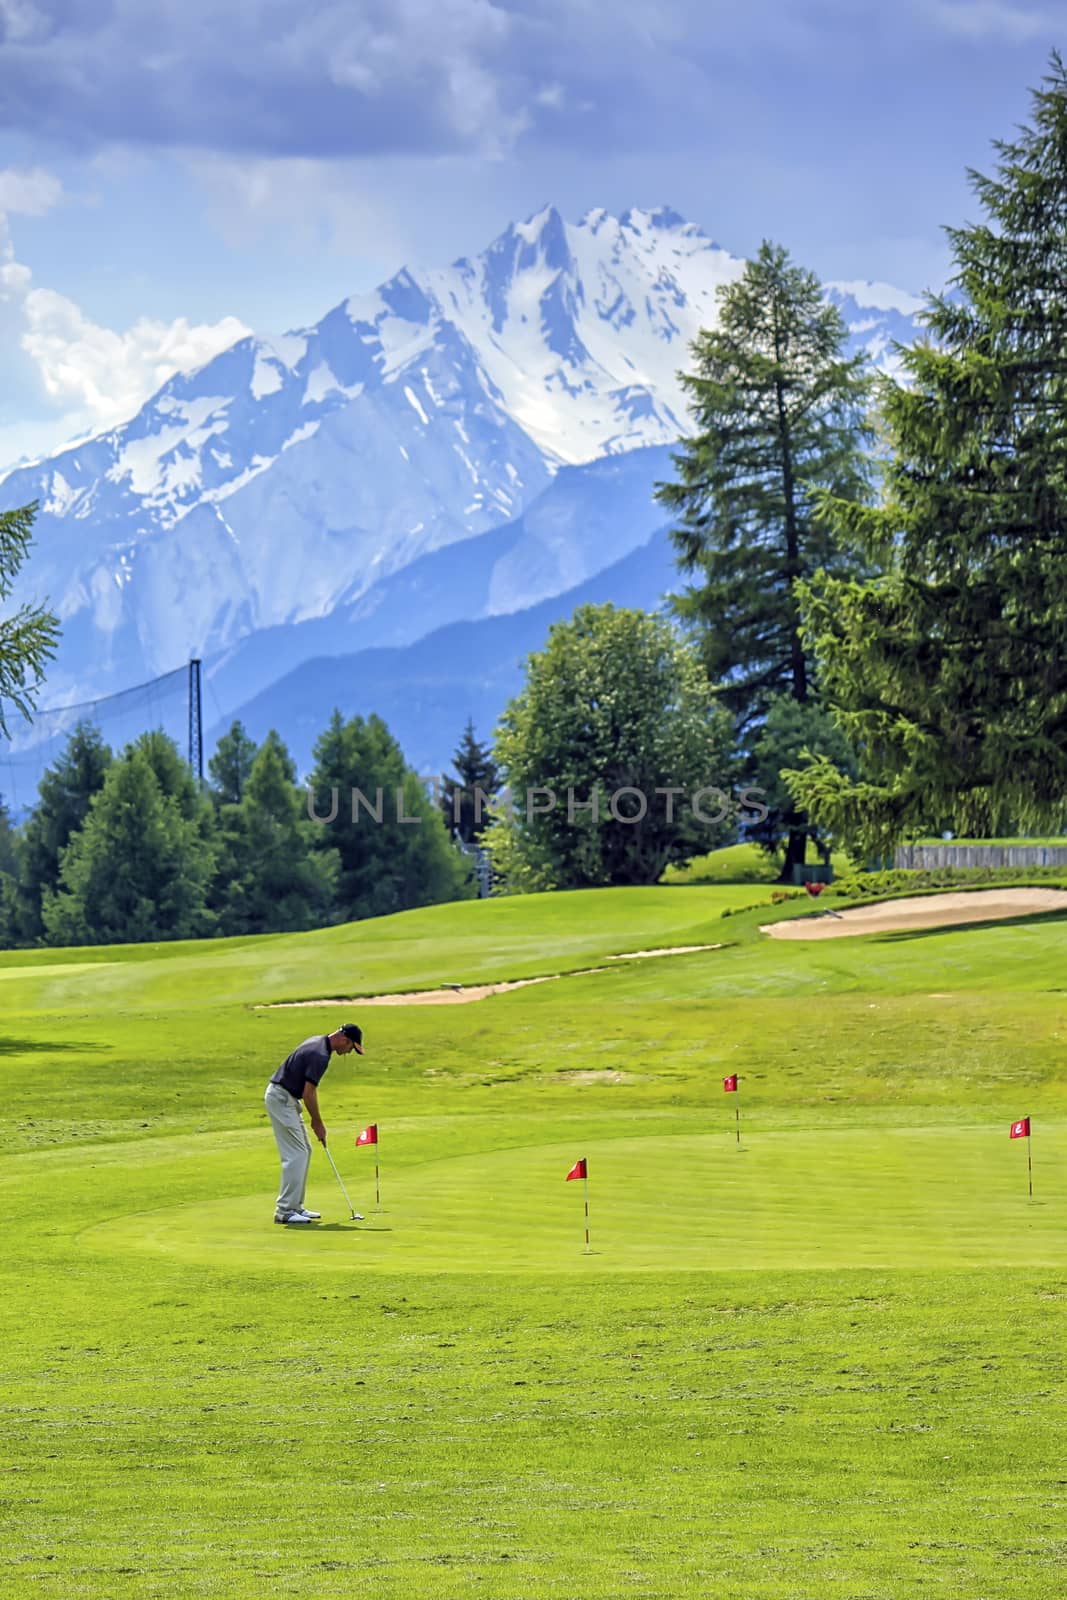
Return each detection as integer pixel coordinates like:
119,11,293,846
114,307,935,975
270,1036,331,1099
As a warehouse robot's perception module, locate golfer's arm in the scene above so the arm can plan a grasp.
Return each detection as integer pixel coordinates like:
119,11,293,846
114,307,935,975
303,1083,324,1127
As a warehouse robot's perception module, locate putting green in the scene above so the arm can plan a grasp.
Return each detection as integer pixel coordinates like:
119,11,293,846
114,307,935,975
81,1123,1065,1275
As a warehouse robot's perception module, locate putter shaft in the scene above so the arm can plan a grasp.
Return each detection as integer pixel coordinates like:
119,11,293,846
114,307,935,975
323,1143,362,1220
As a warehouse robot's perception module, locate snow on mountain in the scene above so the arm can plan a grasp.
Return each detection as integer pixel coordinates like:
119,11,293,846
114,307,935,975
1,205,924,724
415,204,741,463
201,446,675,719
211,521,682,780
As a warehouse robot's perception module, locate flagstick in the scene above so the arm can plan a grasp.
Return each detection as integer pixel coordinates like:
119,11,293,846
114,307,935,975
1027,1122,1033,1200
583,1174,591,1255
735,1094,741,1148
374,1155,381,1211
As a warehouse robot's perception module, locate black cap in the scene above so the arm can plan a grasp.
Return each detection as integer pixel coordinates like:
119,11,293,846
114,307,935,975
340,1022,364,1054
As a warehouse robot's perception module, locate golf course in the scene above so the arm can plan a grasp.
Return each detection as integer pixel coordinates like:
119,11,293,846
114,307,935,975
3,881,1065,1598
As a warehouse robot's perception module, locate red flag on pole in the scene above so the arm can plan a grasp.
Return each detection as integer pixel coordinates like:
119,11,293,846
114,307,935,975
1011,1113,1036,1203
723,1075,738,1092
566,1158,591,1252
356,1124,381,1207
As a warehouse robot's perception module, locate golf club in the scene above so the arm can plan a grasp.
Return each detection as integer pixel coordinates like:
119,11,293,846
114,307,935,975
323,1142,364,1221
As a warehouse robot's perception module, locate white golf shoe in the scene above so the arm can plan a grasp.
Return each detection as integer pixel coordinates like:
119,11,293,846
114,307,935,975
274,1209,316,1225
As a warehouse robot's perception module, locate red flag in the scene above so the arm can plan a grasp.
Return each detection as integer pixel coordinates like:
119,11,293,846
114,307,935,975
1010,1118,1030,1139
566,1158,587,1182
723,1075,738,1093
356,1124,378,1146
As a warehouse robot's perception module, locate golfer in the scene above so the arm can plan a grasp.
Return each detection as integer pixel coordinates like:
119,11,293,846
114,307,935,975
265,1023,364,1225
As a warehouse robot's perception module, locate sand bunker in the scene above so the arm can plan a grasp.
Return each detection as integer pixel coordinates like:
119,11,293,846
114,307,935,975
260,944,722,1008
762,887,1067,940
316,976,560,1006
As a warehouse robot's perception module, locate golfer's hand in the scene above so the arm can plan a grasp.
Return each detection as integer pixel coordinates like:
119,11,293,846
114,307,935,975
312,1119,327,1145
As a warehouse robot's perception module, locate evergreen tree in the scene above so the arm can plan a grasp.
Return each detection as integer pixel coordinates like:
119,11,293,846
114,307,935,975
656,241,874,878
789,55,1067,854
0,502,60,737
749,697,857,865
211,730,338,935
487,604,737,890
43,748,216,946
440,719,499,844
209,721,258,806
0,873,19,950
133,729,209,821
0,798,19,949
0,796,16,878
308,711,472,920
17,722,112,941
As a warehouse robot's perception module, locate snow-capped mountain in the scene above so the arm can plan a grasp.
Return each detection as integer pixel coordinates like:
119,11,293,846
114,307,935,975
2,205,924,722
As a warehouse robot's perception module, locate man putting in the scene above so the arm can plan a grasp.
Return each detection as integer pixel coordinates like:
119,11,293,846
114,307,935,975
265,1023,364,1225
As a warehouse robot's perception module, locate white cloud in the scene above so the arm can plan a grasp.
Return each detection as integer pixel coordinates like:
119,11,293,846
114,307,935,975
18,288,248,425
534,83,565,110
826,279,927,317
0,0,47,44
0,169,249,471
925,0,1054,39
190,153,411,263
0,0,544,160
0,165,63,216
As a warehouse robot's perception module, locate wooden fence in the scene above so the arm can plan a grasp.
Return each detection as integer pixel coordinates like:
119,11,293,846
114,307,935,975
894,844,1067,869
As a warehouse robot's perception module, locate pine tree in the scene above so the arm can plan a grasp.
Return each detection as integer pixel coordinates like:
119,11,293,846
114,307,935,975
749,698,857,865
440,719,498,844
656,241,874,878
211,731,338,934
789,55,1067,854
208,721,258,806
17,722,112,940
133,729,209,822
0,502,60,738
0,798,19,949
308,711,473,920
43,749,216,946
0,796,16,878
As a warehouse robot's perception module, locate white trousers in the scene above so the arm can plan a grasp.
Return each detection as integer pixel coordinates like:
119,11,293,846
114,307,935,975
265,1083,311,1214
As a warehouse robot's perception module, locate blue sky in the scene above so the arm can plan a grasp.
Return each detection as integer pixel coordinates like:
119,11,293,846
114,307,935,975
0,0,1059,470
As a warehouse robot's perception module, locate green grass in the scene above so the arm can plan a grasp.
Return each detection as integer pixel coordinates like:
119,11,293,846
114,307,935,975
665,836,1067,888
2,885,1065,1597
663,840,855,882
915,835,1067,847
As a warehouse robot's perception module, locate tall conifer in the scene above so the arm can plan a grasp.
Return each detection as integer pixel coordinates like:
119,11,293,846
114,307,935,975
791,55,1067,852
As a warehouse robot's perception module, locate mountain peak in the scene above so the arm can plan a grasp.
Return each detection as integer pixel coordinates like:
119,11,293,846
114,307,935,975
514,202,565,243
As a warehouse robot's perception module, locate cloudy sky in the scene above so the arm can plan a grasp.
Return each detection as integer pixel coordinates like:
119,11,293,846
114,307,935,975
0,0,1059,470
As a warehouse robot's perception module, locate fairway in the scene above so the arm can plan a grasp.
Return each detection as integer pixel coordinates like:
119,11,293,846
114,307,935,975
3,886,1066,1599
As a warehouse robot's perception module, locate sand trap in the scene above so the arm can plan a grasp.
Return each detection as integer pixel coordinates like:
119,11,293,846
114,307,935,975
317,976,562,1006
259,944,723,1008
605,945,715,961
762,887,1067,940
555,1069,636,1084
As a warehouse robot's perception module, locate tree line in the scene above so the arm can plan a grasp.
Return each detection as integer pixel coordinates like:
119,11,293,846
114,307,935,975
0,714,482,947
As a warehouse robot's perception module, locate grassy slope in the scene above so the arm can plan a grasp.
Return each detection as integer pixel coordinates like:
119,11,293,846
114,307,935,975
663,840,854,882
664,838,1067,886
2,885,1065,1598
